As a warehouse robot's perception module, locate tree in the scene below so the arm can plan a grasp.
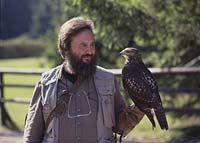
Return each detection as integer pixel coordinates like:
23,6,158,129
139,0,200,67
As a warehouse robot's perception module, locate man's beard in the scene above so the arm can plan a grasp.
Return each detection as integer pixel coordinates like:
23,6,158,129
64,51,97,78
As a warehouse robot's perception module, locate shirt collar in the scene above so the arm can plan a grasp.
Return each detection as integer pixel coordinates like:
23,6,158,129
57,63,66,83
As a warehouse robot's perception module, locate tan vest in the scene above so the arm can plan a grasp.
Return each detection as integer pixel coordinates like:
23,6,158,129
40,65,116,143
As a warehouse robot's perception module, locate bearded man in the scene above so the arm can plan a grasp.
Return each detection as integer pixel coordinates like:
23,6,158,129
23,17,144,143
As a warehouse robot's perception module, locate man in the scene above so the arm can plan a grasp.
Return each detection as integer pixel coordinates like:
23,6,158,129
23,17,144,143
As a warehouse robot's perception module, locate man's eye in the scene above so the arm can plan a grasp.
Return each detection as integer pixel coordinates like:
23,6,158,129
80,43,87,48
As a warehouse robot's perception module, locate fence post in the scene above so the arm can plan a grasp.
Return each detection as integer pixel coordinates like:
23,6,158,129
0,72,6,125
0,72,18,130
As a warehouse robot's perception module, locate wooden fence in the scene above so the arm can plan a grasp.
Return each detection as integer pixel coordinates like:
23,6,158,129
0,67,200,128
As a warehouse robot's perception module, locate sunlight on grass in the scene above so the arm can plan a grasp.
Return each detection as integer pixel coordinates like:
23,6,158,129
0,57,51,68
125,113,200,142
5,87,34,99
125,115,172,142
4,74,41,85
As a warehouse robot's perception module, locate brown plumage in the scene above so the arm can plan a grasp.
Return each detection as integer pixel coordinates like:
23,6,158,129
120,47,168,130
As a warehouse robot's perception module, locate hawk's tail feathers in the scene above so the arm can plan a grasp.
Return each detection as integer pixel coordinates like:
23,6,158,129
155,106,169,130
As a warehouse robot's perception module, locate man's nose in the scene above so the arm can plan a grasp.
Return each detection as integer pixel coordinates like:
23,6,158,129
85,47,95,54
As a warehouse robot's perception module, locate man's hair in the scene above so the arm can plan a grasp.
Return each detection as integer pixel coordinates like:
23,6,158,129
58,17,94,59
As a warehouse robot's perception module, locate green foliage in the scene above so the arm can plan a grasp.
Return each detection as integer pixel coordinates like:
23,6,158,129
29,0,66,38
142,0,200,67
3,0,200,67
28,0,69,66
0,35,45,59
9,0,197,68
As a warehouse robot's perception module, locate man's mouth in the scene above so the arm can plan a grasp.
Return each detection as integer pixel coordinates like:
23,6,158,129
82,55,93,63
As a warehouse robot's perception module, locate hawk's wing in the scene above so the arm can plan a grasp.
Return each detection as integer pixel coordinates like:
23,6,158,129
122,65,158,103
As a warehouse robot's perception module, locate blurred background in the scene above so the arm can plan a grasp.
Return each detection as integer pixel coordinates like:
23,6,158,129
0,0,200,142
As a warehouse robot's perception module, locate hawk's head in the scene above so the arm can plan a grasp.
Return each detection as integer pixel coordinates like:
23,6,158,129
120,47,140,63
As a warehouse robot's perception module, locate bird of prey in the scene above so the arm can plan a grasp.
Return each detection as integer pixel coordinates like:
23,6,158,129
120,47,168,130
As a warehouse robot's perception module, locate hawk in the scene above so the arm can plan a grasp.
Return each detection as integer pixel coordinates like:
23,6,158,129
120,47,168,130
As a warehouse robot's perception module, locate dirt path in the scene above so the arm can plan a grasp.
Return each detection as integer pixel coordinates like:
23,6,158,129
0,128,23,143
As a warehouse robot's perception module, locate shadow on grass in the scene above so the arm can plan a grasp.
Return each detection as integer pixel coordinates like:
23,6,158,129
168,125,200,143
0,105,20,132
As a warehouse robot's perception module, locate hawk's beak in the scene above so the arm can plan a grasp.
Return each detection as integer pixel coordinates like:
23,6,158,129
119,50,125,56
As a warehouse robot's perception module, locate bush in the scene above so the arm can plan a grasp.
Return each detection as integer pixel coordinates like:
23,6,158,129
0,35,45,58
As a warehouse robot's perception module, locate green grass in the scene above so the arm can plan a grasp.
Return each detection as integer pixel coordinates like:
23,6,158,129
0,57,51,68
127,116,172,141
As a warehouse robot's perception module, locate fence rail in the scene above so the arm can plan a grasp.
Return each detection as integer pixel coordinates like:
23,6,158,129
0,67,200,128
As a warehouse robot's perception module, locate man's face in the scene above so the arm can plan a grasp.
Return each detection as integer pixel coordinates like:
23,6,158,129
70,29,96,64
64,29,97,77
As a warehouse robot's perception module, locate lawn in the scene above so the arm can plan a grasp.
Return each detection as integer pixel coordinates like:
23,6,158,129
0,57,51,68
0,57,199,142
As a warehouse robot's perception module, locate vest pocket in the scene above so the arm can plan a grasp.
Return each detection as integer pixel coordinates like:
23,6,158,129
101,95,115,128
97,81,115,128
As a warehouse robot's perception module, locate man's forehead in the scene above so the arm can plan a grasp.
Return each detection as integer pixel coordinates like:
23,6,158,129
72,30,95,41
